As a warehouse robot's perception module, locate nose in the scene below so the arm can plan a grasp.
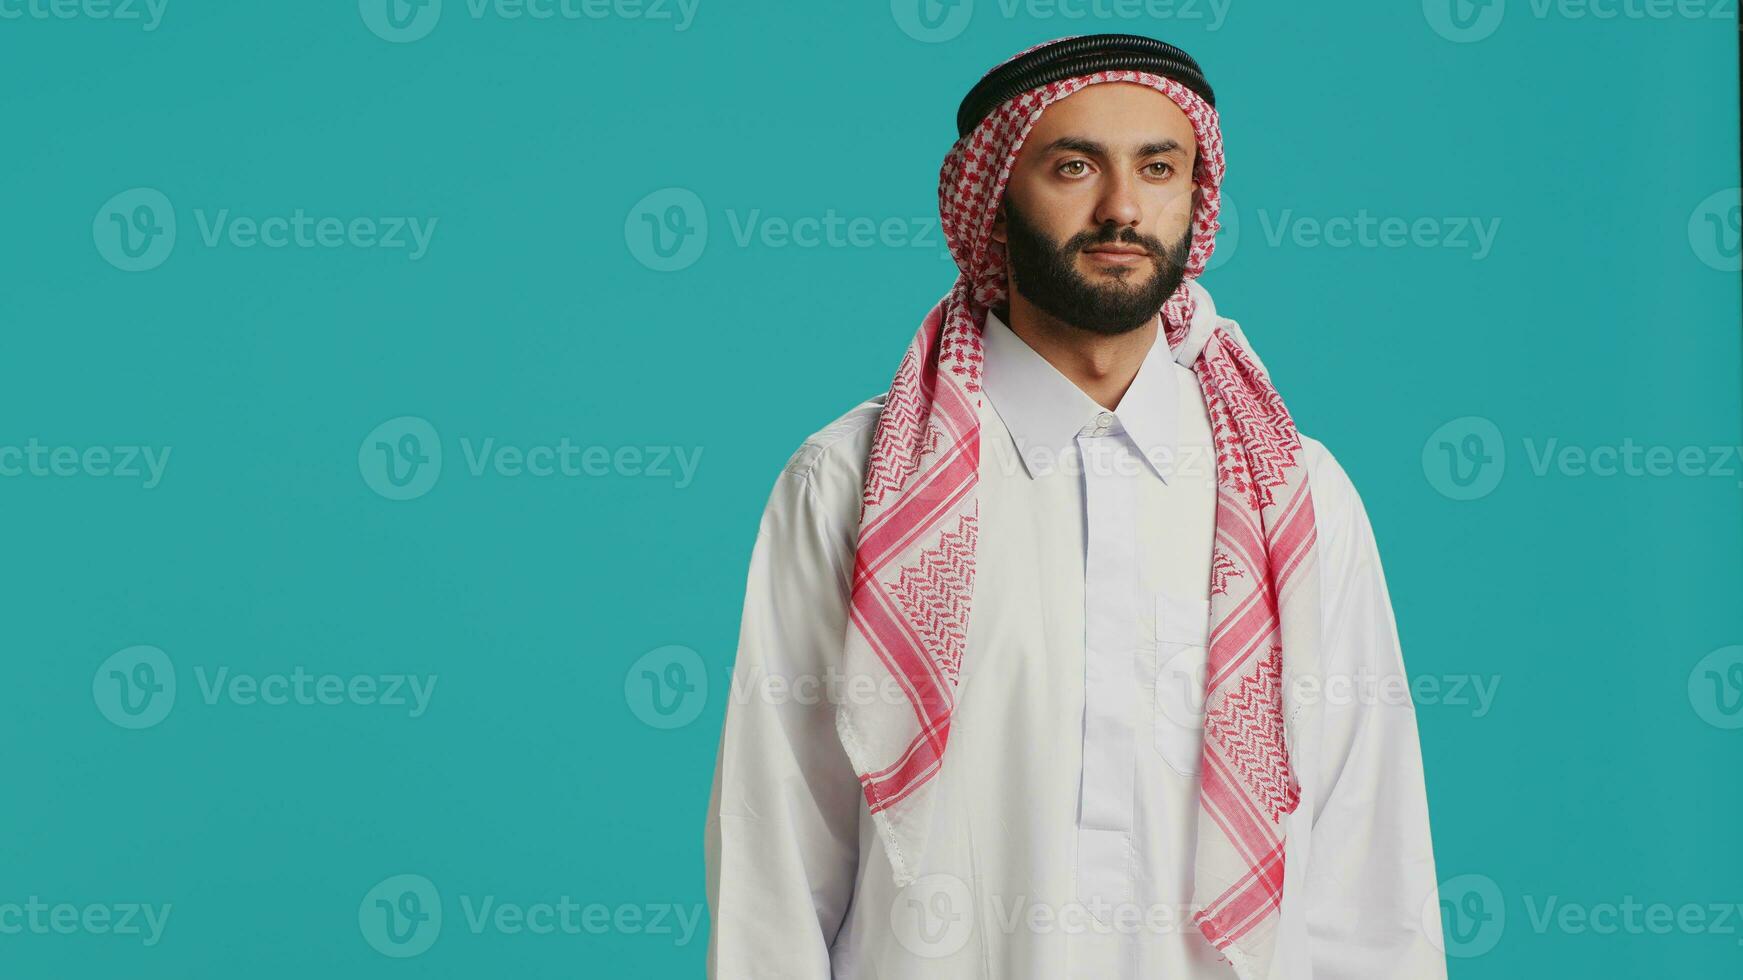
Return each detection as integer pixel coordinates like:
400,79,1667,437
1091,169,1142,230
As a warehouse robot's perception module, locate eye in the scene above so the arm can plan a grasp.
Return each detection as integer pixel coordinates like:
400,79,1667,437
1146,161,1175,178
1058,160,1090,177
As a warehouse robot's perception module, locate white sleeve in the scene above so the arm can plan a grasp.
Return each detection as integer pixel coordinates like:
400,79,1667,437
1301,447,1448,979
704,460,863,979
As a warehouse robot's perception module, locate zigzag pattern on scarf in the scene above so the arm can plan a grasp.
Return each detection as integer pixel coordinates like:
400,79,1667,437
863,348,942,509
1203,335,1301,512
1204,643,1298,822
1204,390,1252,508
889,512,979,684
1209,549,1244,596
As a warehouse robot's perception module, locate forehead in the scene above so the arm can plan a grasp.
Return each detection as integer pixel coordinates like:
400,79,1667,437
1025,81,1195,149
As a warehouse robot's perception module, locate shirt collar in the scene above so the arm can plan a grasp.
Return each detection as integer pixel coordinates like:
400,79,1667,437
980,307,1179,482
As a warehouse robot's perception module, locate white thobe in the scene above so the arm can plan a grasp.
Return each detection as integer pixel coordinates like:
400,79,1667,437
705,308,1447,980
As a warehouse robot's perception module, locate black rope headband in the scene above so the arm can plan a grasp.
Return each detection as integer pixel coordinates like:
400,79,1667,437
956,34,1215,139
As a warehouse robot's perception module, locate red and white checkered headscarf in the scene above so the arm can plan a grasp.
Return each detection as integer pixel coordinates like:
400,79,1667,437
835,45,1323,979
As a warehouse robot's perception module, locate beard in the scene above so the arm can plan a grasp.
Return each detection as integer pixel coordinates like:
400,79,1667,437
1000,196,1194,336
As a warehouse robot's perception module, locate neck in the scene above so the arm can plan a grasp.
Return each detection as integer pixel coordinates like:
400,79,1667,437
999,291,1158,411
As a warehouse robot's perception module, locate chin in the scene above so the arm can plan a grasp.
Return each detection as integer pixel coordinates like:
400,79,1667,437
1084,267,1155,291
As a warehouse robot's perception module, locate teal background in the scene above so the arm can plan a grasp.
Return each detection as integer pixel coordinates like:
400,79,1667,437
2,1,1739,977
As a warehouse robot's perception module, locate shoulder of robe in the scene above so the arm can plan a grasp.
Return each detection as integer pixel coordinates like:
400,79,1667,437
1298,432,1349,501
1296,432,1383,579
778,394,884,513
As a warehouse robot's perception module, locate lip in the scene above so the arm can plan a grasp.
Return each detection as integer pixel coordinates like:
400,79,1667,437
1083,246,1149,264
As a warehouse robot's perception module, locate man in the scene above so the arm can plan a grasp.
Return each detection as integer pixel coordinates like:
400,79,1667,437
704,34,1445,980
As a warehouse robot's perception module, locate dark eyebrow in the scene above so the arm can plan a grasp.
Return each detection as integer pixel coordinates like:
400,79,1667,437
1042,136,1186,158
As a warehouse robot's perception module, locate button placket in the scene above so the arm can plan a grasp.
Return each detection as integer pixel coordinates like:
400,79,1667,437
1075,424,1138,922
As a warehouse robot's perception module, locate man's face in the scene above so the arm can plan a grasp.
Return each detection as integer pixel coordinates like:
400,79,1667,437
991,83,1200,336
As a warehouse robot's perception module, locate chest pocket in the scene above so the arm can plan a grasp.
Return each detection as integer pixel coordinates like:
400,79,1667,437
1153,591,1212,776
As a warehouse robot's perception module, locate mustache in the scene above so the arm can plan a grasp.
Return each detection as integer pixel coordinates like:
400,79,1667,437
1068,226,1167,256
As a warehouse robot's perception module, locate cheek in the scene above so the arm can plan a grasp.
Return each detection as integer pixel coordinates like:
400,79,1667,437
1009,166,1098,221
1155,186,1197,236
1018,188,1093,239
